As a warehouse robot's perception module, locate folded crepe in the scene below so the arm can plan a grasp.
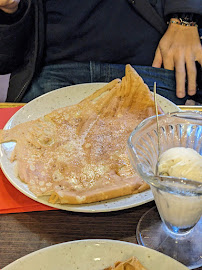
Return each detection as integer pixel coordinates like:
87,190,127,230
0,65,163,204
104,256,146,270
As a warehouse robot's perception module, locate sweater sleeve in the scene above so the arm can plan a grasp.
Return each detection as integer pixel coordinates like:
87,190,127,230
0,0,34,74
164,0,202,16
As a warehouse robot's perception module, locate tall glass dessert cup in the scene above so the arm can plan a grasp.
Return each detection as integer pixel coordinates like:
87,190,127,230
128,111,202,269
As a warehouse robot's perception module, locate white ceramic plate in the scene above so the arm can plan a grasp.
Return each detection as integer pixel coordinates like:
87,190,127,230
2,239,188,270
0,83,180,213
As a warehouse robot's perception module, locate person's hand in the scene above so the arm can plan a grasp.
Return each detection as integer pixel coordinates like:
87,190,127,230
0,0,20,14
152,20,202,98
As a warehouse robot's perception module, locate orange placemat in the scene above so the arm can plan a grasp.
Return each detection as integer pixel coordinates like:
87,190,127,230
0,107,56,214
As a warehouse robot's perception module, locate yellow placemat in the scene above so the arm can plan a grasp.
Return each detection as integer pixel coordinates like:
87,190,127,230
179,105,202,111
0,103,26,108
0,103,201,111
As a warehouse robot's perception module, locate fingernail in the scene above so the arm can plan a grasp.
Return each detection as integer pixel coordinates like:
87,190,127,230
177,92,185,98
188,90,196,96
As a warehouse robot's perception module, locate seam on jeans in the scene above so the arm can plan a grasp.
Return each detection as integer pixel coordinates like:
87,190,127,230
90,61,93,82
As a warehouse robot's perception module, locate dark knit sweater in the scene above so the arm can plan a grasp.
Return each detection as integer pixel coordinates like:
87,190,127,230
44,0,162,66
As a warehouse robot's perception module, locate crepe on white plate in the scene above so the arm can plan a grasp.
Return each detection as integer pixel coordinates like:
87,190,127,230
0,82,179,213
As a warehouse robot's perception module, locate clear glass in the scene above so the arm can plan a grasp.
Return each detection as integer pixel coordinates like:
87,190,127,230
127,111,202,269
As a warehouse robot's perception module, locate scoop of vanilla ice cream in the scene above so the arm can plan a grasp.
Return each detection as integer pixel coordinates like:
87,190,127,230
158,147,202,182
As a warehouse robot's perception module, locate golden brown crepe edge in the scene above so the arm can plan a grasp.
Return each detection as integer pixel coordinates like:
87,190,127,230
48,176,149,205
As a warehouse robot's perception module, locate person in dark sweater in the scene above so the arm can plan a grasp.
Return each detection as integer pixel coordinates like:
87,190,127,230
0,0,201,104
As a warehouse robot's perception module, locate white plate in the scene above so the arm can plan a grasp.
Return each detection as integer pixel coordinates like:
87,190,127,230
0,83,180,213
2,239,188,270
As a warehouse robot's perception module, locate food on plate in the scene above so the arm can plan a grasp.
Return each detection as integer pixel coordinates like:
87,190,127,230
0,64,163,204
158,147,202,182
104,256,146,270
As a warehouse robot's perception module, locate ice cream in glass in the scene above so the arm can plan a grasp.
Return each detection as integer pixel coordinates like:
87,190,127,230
128,111,202,269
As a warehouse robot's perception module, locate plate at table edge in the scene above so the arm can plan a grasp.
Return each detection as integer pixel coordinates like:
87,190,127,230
0,83,180,213
2,239,188,270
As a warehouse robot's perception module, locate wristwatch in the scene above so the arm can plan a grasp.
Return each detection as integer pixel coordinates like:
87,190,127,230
171,13,196,22
167,13,199,27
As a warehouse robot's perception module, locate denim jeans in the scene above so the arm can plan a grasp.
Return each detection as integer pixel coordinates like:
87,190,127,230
21,61,188,105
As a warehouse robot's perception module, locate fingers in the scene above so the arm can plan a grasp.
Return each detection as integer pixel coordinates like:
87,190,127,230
186,56,197,96
162,53,174,71
154,49,200,98
156,47,187,98
174,54,186,98
153,24,202,99
0,0,19,6
153,47,188,98
0,0,20,13
152,47,162,68
174,48,202,98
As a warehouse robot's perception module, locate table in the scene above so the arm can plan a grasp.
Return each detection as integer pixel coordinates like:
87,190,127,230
0,103,201,269
0,201,156,267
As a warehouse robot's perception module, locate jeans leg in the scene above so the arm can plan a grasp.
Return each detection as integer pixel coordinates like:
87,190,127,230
21,62,92,102
22,61,188,105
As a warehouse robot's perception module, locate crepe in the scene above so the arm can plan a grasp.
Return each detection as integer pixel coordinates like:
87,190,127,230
0,65,163,204
104,256,147,270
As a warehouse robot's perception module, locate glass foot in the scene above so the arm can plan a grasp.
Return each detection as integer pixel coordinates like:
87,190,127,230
136,206,202,269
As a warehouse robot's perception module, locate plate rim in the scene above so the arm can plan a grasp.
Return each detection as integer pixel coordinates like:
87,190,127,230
2,239,189,270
